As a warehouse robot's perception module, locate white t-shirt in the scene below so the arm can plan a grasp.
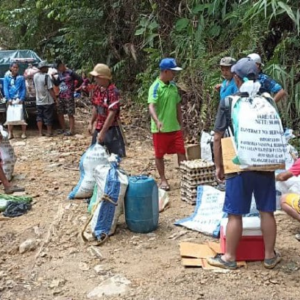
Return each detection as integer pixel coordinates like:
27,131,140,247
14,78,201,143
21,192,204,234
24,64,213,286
33,72,54,105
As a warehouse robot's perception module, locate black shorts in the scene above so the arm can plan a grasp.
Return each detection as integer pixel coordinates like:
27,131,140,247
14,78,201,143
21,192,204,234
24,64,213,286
36,104,55,126
57,97,75,116
91,126,126,157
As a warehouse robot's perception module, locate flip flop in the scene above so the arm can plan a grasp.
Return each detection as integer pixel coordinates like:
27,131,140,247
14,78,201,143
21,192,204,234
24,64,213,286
159,184,170,191
4,185,25,195
64,131,73,136
56,129,65,134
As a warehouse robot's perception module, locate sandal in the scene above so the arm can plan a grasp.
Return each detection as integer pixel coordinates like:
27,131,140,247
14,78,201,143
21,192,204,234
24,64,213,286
4,185,25,195
56,129,65,134
159,184,170,191
207,254,238,270
64,131,73,136
264,251,282,269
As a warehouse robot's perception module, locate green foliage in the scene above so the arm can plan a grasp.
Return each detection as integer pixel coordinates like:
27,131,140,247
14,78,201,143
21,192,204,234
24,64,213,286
0,0,299,133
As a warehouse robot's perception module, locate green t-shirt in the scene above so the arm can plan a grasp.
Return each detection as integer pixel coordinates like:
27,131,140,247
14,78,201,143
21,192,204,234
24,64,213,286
148,78,181,133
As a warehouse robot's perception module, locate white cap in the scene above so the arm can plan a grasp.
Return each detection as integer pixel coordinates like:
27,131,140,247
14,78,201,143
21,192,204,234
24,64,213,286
247,53,264,66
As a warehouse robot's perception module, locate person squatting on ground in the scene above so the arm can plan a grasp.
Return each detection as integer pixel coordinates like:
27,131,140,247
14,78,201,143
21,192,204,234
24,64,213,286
148,58,186,191
276,159,300,241
215,57,238,101
208,57,281,270
52,59,82,136
247,53,287,103
3,62,27,139
88,64,126,157
33,61,57,137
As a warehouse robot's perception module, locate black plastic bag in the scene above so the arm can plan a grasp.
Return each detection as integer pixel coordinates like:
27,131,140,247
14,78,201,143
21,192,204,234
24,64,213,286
3,201,31,218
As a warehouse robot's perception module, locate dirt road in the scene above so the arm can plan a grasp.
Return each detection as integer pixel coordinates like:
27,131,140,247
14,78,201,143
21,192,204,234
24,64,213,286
0,116,300,300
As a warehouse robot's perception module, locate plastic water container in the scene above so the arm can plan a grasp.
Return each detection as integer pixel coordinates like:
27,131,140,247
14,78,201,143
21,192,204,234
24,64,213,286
125,176,159,233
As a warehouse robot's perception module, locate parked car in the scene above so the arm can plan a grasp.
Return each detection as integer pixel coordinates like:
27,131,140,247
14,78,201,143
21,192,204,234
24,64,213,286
0,49,43,115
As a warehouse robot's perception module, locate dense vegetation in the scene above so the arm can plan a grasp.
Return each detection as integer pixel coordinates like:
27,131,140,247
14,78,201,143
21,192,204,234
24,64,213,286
0,0,299,137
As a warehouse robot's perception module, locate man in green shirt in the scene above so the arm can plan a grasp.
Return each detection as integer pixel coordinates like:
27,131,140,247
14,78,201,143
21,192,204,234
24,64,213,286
148,58,186,191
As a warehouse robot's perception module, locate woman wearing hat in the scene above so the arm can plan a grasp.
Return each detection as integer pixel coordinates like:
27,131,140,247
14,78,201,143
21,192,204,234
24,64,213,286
88,64,125,157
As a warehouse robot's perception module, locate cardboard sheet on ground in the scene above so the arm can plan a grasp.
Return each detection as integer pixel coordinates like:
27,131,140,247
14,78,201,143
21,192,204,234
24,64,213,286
207,242,222,254
180,242,216,258
180,242,246,270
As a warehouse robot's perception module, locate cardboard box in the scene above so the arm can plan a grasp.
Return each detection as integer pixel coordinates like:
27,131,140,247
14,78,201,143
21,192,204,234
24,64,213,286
221,137,285,174
185,144,201,160
220,217,265,261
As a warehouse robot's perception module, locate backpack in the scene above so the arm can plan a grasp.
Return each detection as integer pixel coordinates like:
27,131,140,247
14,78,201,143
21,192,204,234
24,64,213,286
224,92,286,170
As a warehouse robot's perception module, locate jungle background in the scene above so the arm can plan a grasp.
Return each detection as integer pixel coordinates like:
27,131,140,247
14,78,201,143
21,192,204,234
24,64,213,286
0,0,299,140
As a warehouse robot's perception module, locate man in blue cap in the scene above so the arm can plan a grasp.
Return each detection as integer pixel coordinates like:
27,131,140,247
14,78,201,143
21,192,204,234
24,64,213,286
208,57,281,270
148,58,186,191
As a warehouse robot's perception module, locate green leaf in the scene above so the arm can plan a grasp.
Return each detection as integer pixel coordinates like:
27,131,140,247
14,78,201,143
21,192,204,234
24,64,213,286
135,28,145,36
192,4,209,14
278,1,297,24
148,20,159,30
209,24,221,38
175,18,189,32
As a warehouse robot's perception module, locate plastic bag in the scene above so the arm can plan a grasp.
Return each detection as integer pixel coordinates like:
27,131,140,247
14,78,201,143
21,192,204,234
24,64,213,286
4,104,27,126
200,131,213,162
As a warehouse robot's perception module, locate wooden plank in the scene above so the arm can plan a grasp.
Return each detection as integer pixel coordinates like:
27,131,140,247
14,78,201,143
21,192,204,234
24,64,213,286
179,242,216,258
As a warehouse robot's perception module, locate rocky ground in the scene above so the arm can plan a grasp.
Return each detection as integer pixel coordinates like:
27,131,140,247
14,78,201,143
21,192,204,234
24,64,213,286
0,108,300,300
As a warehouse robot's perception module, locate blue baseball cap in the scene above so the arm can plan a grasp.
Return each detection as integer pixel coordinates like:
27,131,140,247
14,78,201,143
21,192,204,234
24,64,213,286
231,57,258,80
159,58,182,71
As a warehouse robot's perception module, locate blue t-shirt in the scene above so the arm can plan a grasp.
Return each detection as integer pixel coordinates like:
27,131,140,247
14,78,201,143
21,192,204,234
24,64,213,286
220,78,238,100
258,72,282,94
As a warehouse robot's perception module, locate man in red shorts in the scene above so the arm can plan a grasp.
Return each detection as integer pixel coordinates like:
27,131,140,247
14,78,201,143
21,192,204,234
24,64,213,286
148,58,186,191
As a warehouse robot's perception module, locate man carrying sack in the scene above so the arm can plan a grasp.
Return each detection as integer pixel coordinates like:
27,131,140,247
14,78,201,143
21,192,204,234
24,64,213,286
207,57,282,270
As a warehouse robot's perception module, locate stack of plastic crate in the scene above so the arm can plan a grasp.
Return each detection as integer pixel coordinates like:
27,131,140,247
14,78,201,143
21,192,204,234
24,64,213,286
180,159,215,204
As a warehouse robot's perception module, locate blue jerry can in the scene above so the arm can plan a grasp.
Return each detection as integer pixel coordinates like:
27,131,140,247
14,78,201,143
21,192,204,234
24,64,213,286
125,175,159,233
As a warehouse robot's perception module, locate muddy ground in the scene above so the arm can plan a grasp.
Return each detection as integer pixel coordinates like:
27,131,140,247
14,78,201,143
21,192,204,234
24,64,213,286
0,109,300,300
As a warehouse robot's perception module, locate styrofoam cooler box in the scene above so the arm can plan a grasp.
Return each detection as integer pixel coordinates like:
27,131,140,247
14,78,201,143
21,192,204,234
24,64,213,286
220,217,265,261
